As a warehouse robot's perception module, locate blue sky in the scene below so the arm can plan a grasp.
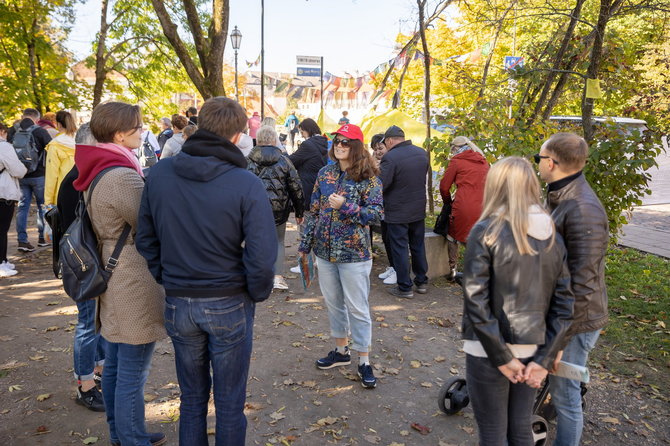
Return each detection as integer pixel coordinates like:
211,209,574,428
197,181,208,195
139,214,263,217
66,0,447,76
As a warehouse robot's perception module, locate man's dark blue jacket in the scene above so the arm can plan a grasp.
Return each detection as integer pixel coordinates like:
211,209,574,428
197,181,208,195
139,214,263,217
379,139,429,224
136,129,277,302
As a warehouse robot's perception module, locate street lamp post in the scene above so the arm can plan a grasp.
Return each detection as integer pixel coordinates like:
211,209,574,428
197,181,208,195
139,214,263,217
230,25,242,102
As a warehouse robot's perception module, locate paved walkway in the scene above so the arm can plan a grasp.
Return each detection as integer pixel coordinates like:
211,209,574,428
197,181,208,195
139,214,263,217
618,148,670,258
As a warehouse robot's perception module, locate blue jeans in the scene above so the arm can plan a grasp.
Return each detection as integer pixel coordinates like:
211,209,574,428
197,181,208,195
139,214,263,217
466,355,535,445
165,295,255,446
102,340,156,446
316,257,372,353
16,176,45,243
549,329,601,446
73,299,105,381
385,220,428,292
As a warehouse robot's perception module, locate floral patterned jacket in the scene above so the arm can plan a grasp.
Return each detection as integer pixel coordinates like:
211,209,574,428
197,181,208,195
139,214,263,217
299,163,383,263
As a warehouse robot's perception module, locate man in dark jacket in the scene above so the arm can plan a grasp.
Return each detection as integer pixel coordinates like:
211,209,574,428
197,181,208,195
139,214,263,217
136,97,276,446
11,108,52,252
536,132,608,446
379,125,429,298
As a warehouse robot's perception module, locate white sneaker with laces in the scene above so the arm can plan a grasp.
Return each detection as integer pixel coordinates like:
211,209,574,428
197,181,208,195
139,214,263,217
378,266,395,280
0,262,17,278
382,270,397,285
273,275,289,290
290,265,301,274
2,260,15,269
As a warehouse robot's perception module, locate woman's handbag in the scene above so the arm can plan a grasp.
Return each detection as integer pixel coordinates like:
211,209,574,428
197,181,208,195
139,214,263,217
433,197,452,237
59,168,131,302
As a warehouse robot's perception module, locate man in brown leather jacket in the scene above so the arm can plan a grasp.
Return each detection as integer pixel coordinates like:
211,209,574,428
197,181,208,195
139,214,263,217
536,132,609,446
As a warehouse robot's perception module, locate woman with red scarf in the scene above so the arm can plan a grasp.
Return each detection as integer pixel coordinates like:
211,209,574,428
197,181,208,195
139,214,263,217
73,102,166,446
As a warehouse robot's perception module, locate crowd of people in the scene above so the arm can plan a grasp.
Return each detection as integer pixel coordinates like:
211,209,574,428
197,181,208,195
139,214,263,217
0,100,608,446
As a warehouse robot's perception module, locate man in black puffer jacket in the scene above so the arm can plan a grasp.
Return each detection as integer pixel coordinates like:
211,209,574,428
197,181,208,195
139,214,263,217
248,125,304,290
289,118,328,210
536,132,608,446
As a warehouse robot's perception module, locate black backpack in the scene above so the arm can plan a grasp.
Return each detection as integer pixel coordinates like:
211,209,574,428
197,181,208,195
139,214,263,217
13,125,43,174
139,134,157,168
59,167,131,302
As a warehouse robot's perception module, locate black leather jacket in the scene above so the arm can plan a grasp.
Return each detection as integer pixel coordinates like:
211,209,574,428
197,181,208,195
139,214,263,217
462,219,574,369
247,145,304,226
547,172,609,336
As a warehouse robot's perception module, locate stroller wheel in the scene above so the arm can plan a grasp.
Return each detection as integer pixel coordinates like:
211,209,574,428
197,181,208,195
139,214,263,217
531,415,548,446
437,377,469,415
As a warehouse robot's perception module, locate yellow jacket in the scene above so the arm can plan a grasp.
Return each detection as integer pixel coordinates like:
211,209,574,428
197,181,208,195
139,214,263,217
44,133,76,206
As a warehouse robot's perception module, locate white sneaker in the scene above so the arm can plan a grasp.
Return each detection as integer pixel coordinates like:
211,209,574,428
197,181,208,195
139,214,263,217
1,260,15,270
378,266,395,280
273,275,289,290
0,263,17,277
290,265,301,274
382,270,397,285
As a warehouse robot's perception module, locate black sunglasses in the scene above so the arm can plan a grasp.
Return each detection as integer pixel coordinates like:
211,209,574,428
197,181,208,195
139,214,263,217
533,153,559,165
333,138,352,147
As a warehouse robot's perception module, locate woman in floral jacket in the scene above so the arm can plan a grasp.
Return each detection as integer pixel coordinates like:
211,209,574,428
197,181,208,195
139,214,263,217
299,124,383,389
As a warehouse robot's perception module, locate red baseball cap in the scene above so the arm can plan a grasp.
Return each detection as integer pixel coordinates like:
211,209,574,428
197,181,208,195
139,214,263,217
333,124,364,142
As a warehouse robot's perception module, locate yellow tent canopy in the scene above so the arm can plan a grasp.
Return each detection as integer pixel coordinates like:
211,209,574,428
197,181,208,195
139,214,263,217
360,108,445,170
316,109,340,134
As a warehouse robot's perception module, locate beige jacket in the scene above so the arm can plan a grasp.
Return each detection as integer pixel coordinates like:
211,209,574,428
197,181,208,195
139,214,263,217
86,167,166,344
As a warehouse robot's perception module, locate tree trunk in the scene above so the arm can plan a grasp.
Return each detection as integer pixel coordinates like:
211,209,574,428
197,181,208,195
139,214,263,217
477,1,516,104
581,0,622,142
528,0,586,123
26,18,42,113
151,0,228,99
92,0,110,108
417,0,434,213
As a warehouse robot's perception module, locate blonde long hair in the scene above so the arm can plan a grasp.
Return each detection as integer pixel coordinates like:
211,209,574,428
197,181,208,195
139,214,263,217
478,156,553,255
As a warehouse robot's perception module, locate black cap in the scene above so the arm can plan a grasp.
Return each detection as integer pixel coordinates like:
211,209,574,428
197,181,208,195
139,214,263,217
381,125,405,143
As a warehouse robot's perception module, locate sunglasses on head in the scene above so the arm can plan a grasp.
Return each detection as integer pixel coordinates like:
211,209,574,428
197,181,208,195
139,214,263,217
333,138,352,147
533,153,559,165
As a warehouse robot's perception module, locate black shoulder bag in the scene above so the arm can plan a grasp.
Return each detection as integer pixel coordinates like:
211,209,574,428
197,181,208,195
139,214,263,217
59,167,131,302
433,196,452,237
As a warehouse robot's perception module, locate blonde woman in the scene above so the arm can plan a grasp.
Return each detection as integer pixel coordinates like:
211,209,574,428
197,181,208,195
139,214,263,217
461,156,573,445
44,111,77,207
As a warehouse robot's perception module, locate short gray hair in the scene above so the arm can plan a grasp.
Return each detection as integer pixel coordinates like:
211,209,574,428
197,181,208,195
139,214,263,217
261,117,276,128
256,125,278,146
160,117,172,128
75,122,97,145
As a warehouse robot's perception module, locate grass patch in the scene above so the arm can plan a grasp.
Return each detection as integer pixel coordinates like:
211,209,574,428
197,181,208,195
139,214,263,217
593,247,670,393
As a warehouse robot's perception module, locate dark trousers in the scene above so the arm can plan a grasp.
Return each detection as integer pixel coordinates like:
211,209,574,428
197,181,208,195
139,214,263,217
0,200,16,262
466,355,535,446
386,220,428,291
380,221,394,267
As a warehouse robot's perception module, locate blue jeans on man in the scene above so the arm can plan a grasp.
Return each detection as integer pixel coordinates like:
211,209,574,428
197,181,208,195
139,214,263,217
16,176,45,243
549,329,601,446
102,340,156,445
165,294,255,446
73,299,105,381
385,220,429,292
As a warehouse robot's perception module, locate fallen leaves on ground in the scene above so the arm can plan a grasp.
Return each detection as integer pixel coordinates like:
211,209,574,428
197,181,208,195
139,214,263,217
410,422,431,435
82,436,98,444
36,393,51,401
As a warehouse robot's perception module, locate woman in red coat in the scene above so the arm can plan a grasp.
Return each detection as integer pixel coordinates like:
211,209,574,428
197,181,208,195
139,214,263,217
439,136,489,281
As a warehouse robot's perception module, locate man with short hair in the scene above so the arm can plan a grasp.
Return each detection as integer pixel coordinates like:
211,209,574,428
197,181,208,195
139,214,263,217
185,106,198,125
379,125,429,298
536,132,608,446
136,96,277,446
13,108,52,252
156,117,173,152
